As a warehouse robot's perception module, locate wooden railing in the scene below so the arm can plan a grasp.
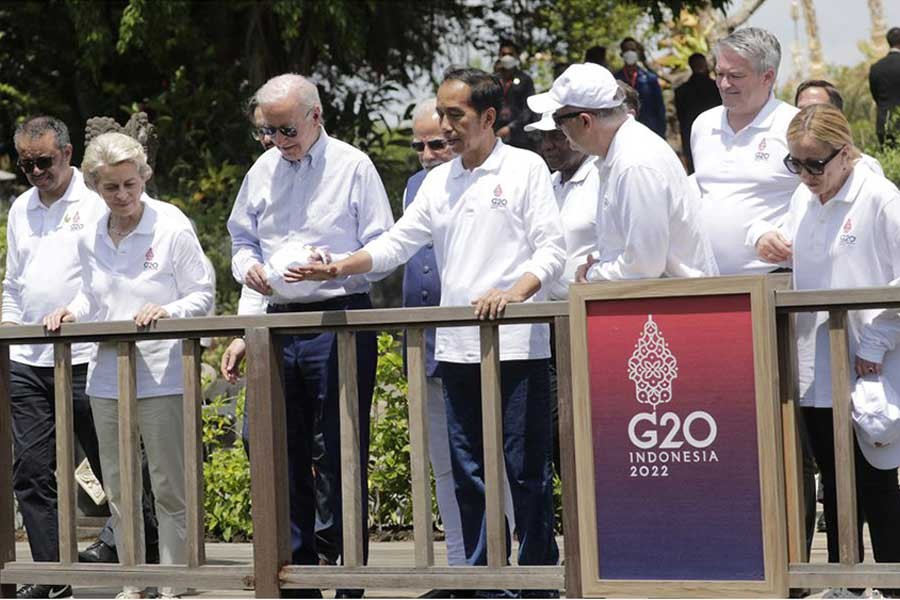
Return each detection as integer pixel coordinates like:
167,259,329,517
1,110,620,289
0,302,575,597
775,286,900,591
3,281,899,596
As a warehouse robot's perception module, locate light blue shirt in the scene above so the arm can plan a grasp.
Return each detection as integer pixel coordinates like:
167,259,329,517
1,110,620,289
227,128,395,303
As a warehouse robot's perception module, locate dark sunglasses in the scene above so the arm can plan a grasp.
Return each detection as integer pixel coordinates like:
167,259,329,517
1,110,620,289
552,109,601,127
783,146,844,176
257,125,298,138
17,155,55,173
410,139,448,152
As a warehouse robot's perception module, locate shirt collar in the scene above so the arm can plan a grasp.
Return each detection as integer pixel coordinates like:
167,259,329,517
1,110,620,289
26,166,80,210
718,93,781,135
280,126,328,169
555,155,595,186
599,116,635,169
807,163,866,207
132,194,158,234
449,138,504,179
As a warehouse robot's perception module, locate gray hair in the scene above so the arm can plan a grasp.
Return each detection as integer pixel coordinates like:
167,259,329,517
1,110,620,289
14,116,71,150
81,132,153,190
715,27,781,77
411,98,438,123
255,73,322,113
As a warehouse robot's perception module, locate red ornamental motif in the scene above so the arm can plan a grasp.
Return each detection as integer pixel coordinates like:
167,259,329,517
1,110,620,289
71,211,80,223
145,247,154,261
493,184,503,197
758,138,767,151
843,218,852,233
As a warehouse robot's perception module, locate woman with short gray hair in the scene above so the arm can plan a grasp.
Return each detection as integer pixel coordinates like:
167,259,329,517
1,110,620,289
45,132,213,599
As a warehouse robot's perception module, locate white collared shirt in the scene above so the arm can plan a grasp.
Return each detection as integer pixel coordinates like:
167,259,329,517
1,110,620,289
757,166,900,407
692,95,800,274
586,117,718,281
227,129,395,304
69,196,214,398
549,157,601,300
365,139,566,363
2,168,106,366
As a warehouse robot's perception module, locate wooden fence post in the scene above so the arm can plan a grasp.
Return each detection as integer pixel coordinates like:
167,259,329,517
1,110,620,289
246,328,291,597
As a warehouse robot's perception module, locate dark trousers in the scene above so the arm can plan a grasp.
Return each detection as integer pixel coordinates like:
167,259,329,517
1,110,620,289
441,359,559,568
10,361,158,562
803,407,900,566
799,415,817,558
266,294,376,567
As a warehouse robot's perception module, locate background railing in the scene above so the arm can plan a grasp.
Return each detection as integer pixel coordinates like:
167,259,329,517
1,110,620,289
0,302,574,597
775,286,900,591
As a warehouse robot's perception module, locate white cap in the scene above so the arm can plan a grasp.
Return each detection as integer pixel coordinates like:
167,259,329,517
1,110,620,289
527,63,624,114
524,111,556,132
263,240,331,299
851,375,900,470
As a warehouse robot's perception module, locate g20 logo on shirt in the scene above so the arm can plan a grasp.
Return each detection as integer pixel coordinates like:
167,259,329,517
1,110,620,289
143,247,159,270
839,218,857,247
625,315,719,478
65,210,84,231
755,138,770,162
490,184,508,209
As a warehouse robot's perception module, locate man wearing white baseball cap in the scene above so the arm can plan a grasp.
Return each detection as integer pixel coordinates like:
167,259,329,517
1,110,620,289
528,63,717,282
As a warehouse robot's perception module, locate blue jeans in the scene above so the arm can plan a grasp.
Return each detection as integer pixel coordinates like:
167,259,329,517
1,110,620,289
441,359,559,568
266,294,376,567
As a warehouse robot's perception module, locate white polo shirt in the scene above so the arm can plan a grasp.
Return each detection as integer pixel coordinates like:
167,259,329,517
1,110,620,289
549,156,600,300
756,165,900,407
1,168,106,367
692,95,800,275
586,117,718,281
69,196,214,399
365,139,566,363
228,129,395,304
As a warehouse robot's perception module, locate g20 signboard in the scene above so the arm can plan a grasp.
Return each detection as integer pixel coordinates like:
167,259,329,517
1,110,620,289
568,276,788,597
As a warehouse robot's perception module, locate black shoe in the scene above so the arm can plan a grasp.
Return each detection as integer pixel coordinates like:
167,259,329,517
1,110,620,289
17,584,72,598
816,512,827,533
79,539,118,563
419,591,458,598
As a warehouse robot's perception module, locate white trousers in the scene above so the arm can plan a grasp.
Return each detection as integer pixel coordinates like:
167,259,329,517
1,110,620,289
91,394,186,593
427,377,515,566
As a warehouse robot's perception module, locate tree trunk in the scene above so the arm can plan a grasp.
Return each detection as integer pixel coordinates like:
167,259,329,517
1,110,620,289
868,0,888,55
699,0,768,49
800,0,825,79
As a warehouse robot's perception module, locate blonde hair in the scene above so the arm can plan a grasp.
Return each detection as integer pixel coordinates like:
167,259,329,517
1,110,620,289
81,132,153,190
787,104,861,161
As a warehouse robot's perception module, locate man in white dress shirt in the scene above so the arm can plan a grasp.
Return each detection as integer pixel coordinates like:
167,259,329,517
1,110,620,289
296,68,564,579
691,27,800,275
527,63,717,282
226,73,394,585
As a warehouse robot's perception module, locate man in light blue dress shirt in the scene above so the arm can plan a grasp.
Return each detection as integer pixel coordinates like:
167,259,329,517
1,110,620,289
227,74,394,594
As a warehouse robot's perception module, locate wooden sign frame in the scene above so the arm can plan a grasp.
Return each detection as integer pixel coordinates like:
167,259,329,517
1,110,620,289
568,275,789,597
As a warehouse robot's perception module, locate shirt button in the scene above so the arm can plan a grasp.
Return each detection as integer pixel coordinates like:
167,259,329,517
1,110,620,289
426,242,434,249
421,290,429,300
423,265,430,274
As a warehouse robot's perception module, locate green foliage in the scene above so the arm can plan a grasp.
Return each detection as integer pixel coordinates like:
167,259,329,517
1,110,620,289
530,0,644,65
368,332,415,531
202,388,253,542
870,143,900,187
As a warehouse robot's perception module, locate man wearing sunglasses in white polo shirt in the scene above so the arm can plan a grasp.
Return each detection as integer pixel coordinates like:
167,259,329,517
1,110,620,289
526,63,717,283
690,27,800,276
227,73,394,597
296,68,565,593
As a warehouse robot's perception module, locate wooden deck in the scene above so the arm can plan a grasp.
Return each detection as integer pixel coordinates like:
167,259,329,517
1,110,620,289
6,522,881,598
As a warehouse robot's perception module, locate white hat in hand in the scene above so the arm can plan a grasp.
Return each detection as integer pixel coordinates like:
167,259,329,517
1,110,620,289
264,241,332,299
852,375,900,470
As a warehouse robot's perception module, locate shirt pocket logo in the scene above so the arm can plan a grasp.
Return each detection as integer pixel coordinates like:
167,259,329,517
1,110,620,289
143,247,159,270
838,218,856,247
490,184,508,209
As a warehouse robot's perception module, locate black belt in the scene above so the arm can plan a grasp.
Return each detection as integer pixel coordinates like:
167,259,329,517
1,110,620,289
266,293,369,314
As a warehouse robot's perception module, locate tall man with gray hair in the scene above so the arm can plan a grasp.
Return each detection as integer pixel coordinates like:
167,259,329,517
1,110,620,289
690,27,799,275
227,73,394,589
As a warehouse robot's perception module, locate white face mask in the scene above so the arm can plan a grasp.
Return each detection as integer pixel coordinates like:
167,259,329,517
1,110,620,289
499,55,519,70
622,50,639,66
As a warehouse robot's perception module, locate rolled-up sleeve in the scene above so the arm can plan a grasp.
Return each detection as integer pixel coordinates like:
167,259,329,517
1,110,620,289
227,175,264,284
163,229,215,319
519,162,566,288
